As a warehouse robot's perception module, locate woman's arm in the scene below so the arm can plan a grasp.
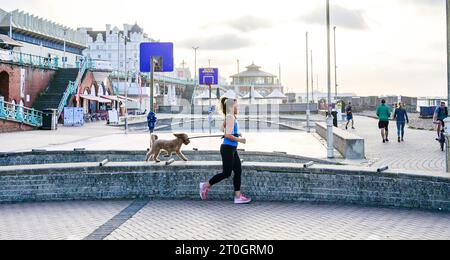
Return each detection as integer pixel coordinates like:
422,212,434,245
224,116,245,144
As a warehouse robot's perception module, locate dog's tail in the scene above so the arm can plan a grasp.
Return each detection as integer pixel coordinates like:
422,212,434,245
150,134,158,150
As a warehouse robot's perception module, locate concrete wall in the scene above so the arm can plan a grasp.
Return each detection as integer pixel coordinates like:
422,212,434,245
316,122,365,159
0,161,448,212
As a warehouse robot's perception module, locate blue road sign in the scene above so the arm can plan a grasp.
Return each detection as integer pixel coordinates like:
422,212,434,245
140,42,174,72
199,68,219,85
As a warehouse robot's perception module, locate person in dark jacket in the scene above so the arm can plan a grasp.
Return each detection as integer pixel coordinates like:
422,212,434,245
393,103,409,142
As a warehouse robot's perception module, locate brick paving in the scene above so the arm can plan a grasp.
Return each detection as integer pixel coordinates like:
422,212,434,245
1,200,450,240
341,116,445,172
0,200,131,240
105,200,450,240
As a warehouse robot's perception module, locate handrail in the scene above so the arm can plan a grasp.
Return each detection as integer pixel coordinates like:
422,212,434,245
10,51,59,69
57,59,90,117
110,71,196,86
0,100,43,127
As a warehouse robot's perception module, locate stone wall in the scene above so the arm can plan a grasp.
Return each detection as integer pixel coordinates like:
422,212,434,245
0,161,448,212
0,150,333,166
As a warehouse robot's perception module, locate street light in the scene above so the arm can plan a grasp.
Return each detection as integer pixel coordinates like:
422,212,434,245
326,0,335,159
120,34,130,134
63,29,67,68
447,0,450,107
334,26,338,100
306,32,311,133
192,47,199,105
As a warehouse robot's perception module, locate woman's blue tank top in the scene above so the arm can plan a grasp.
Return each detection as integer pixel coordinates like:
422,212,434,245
223,118,239,147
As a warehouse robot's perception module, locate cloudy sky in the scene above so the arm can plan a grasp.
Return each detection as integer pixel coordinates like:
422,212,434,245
2,0,448,96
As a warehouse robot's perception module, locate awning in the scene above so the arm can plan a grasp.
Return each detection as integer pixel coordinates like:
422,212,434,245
116,95,138,102
0,34,23,47
80,95,112,103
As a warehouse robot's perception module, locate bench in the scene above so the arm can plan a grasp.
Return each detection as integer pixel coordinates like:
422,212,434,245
315,122,365,159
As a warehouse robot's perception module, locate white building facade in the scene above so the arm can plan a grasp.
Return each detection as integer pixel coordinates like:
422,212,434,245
79,23,154,72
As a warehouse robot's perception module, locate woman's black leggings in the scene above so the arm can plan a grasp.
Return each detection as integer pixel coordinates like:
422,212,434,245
209,144,242,192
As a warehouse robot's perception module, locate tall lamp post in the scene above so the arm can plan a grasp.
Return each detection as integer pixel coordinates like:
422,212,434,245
326,0,334,159
63,29,67,68
306,32,310,133
192,47,199,105
334,26,338,100
446,0,450,172
120,34,130,134
447,0,450,107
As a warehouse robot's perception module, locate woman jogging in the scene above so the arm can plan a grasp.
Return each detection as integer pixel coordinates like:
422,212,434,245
393,103,409,143
199,97,252,204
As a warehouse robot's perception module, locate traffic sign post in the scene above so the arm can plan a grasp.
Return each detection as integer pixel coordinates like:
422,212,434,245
141,43,173,149
199,68,219,135
140,42,174,113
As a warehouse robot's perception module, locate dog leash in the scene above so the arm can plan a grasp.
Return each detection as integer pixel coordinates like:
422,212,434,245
189,135,225,140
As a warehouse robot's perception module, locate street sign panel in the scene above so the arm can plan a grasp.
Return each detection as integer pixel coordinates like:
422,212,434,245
140,42,174,72
199,68,219,85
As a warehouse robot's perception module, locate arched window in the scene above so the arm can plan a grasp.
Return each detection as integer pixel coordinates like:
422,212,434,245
0,71,9,101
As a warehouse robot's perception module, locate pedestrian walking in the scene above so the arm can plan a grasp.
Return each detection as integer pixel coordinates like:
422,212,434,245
393,103,409,142
345,102,355,130
377,99,392,143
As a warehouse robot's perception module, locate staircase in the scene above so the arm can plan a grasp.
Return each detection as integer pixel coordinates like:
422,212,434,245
33,68,80,113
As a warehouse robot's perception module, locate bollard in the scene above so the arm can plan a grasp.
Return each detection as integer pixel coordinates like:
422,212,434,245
303,161,315,168
99,159,109,167
165,159,175,166
377,166,389,173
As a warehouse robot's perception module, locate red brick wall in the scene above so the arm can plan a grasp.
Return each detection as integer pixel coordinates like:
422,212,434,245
0,119,35,133
0,63,55,107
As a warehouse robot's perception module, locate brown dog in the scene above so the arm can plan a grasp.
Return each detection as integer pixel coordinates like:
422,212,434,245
145,133,190,163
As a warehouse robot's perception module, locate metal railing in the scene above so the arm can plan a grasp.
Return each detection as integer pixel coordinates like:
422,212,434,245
11,51,59,69
0,100,43,127
57,60,90,117
110,71,196,86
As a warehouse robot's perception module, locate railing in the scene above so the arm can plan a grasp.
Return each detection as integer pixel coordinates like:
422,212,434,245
0,100,43,127
110,71,196,86
10,51,59,69
56,60,89,117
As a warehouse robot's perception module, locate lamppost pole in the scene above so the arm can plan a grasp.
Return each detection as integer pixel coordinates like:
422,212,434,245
306,32,310,133
63,29,67,68
334,26,338,100
326,0,335,159
447,0,450,107
311,49,314,104
192,47,199,105
123,35,129,135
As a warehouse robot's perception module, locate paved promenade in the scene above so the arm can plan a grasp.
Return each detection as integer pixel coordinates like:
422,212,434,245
0,200,449,240
345,116,445,172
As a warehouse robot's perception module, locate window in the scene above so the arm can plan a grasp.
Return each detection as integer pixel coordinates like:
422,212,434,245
108,53,112,59
98,55,101,59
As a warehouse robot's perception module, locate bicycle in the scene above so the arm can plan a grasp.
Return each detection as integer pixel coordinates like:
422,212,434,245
435,120,446,151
